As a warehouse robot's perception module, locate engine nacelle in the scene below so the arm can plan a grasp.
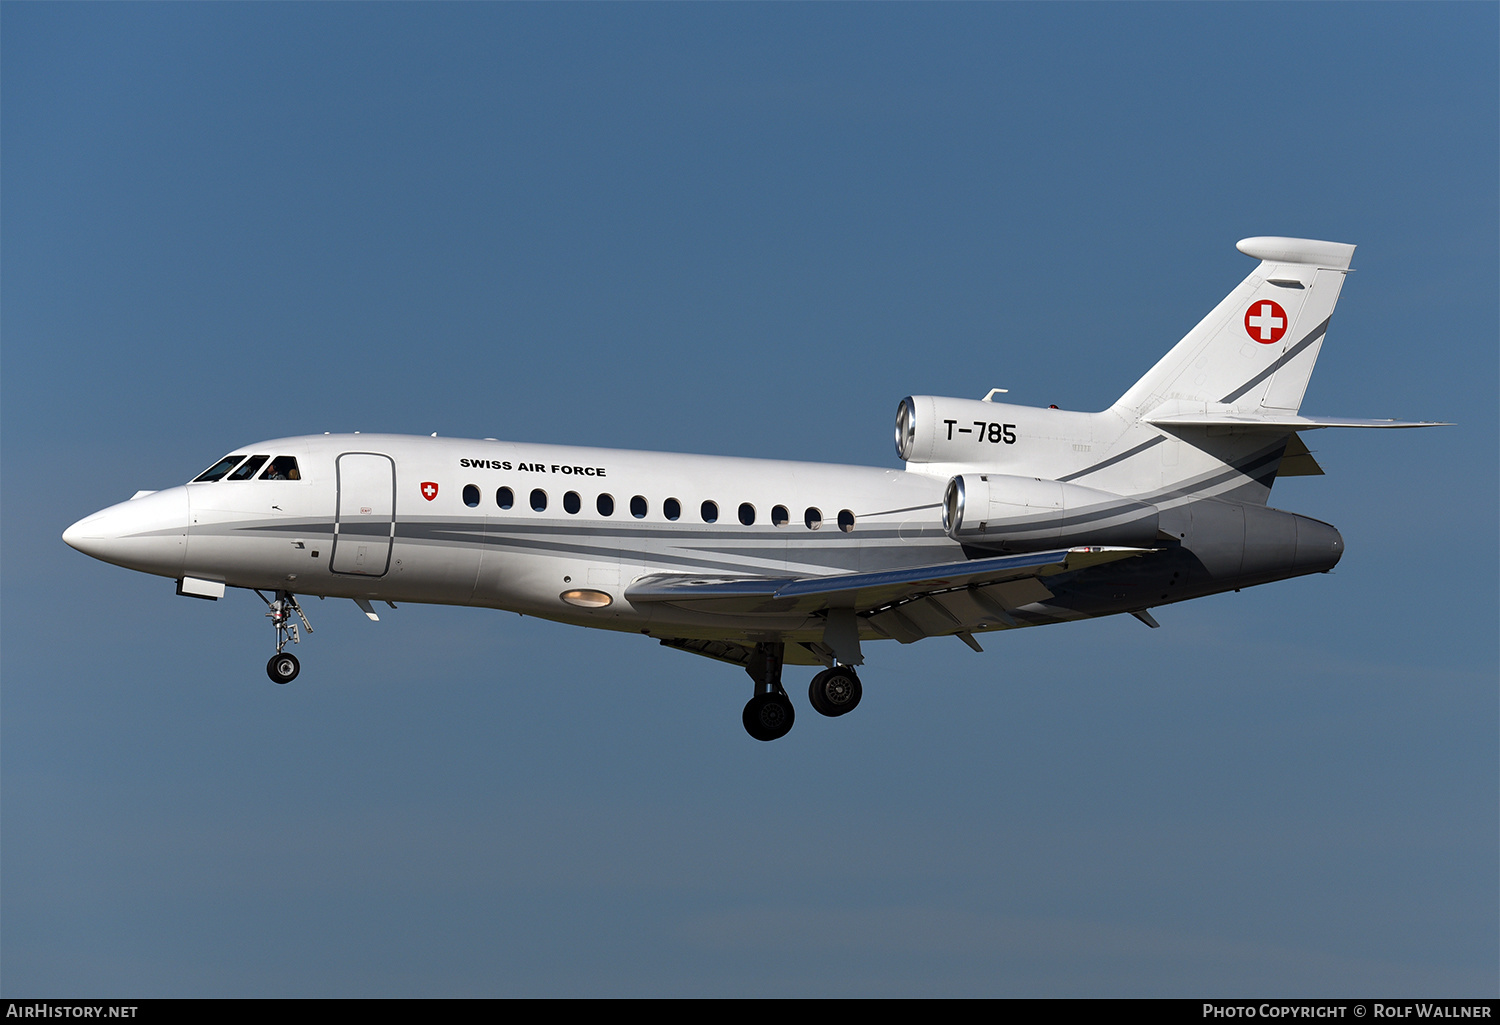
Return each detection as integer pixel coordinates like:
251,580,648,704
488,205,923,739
895,394,1095,467
941,473,1160,552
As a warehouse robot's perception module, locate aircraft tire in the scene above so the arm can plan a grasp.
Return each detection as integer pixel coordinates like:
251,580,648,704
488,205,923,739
808,667,862,717
742,692,795,741
267,652,300,685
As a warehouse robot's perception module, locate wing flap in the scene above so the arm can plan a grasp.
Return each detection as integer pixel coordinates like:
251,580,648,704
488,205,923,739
866,577,1056,644
866,606,924,643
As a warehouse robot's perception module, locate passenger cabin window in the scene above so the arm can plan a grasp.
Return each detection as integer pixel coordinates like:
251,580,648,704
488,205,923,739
838,509,856,533
630,496,647,519
193,455,246,483
664,498,681,521
259,456,300,481
804,507,822,530
227,455,269,481
463,485,481,508
738,503,755,526
531,489,548,512
564,491,581,514
701,501,718,523
772,505,790,527
597,494,614,516
497,487,514,509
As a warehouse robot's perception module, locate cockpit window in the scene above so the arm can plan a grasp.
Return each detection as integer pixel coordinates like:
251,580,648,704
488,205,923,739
226,455,270,481
193,455,247,483
259,456,301,481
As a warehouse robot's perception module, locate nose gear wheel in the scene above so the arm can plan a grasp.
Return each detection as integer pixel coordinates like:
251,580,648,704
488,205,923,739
256,589,313,684
267,652,300,684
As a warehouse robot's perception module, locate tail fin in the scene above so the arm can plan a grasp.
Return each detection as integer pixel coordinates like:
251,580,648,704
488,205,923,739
1113,237,1355,420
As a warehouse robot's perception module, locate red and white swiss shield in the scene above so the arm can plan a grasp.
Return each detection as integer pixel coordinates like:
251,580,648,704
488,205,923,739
420,482,439,501
1244,300,1288,344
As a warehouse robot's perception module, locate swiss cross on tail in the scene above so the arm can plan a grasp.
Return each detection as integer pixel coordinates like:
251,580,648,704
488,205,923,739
420,482,438,501
1244,300,1288,344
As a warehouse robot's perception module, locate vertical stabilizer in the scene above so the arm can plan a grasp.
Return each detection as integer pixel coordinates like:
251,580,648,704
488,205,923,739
1113,237,1355,420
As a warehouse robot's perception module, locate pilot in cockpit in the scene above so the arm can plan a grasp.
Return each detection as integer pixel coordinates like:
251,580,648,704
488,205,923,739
262,456,300,481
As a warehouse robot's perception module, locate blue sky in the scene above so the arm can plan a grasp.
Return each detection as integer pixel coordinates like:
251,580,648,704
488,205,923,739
3,3,1495,996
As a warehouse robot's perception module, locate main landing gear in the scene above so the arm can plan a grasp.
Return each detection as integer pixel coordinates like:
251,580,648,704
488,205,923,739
743,643,794,742
807,665,862,718
741,642,863,741
257,589,313,684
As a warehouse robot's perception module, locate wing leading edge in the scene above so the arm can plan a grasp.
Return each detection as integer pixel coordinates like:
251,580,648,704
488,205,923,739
1146,412,1449,429
625,546,1146,618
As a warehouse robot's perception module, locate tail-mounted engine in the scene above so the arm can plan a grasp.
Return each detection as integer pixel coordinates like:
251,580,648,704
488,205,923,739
899,394,1016,464
895,394,1096,471
941,473,1160,553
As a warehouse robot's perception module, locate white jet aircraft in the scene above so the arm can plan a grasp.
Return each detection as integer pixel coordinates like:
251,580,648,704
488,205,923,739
64,237,1443,740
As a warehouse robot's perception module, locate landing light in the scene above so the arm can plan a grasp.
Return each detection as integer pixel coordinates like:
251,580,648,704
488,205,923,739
560,589,613,609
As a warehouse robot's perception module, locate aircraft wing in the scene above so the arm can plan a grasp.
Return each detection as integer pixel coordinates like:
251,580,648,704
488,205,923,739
1147,412,1449,430
625,546,1146,619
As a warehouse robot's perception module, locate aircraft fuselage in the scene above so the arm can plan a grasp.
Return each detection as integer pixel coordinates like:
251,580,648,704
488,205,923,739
63,432,1342,650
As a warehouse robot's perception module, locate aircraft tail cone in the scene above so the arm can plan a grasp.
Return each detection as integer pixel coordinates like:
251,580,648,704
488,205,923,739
1295,516,1344,574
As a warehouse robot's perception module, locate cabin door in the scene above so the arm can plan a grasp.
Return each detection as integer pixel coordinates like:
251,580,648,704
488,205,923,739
331,452,395,576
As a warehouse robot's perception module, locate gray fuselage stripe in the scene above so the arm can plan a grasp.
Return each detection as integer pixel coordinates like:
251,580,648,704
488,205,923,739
215,519,942,574
1132,440,1287,504
1057,436,1165,483
231,519,915,543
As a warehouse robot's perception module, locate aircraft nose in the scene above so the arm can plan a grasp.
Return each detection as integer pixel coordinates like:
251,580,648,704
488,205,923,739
63,487,191,578
61,518,89,552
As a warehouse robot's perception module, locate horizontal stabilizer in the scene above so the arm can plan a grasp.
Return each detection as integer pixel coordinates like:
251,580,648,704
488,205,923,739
625,547,1146,617
1147,412,1449,430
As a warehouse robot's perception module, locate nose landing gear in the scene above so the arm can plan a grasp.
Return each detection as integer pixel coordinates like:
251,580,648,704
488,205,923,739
257,589,313,684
